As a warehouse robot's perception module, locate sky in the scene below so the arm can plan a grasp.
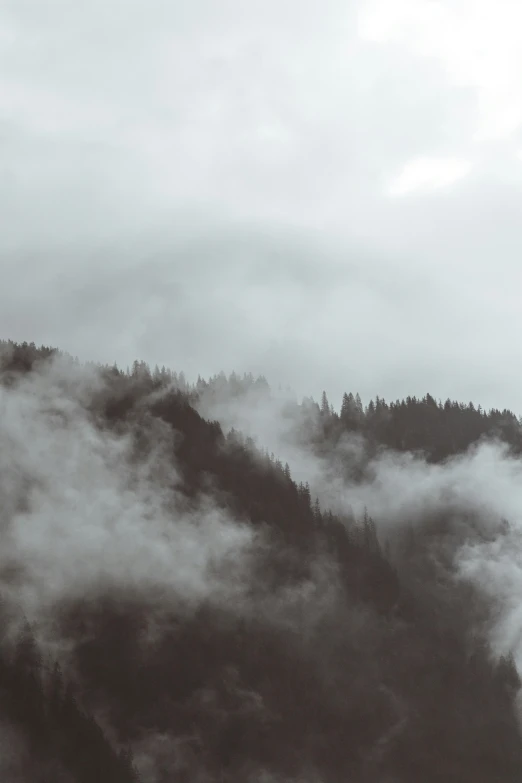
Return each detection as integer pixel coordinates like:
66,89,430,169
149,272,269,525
2,0,522,412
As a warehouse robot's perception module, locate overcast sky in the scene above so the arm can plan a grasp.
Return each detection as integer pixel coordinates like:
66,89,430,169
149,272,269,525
2,0,522,412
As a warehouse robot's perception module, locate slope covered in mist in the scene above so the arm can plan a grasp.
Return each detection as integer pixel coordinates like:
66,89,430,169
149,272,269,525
1,340,522,782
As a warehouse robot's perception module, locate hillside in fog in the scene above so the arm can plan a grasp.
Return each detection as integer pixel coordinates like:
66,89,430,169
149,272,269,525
6,0,522,779
1,339,522,782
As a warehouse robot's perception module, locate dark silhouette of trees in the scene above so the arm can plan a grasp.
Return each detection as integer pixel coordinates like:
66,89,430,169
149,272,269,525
0,608,139,782
1,341,522,781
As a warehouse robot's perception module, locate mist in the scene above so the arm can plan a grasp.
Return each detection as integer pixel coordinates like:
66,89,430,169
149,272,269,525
0,345,521,781
0,353,348,672
0,356,264,648
195,377,522,667
4,0,522,777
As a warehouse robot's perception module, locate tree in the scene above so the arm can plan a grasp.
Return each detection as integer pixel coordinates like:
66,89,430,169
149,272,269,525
362,508,380,555
340,392,351,422
341,392,363,430
313,497,322,525
321,391,330,416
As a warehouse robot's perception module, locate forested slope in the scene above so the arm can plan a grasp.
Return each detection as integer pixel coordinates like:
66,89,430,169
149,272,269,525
0,340,521,782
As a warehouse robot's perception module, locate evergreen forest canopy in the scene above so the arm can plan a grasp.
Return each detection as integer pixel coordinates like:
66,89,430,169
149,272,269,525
1,339,522,782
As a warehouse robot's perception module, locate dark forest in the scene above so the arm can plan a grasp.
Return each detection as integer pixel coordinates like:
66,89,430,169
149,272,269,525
1,339,522,783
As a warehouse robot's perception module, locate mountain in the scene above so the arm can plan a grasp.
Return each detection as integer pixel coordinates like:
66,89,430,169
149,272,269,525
0,339,522,782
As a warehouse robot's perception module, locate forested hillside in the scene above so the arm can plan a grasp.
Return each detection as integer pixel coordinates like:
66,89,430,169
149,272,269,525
192,368,522,462
1,339,522,782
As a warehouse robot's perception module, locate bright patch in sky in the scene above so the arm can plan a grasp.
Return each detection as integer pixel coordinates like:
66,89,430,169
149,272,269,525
358,0,522,143
388,156,473,196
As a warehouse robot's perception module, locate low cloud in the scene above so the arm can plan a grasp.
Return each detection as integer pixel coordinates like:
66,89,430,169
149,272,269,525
0,356,258,632
196,378,522,665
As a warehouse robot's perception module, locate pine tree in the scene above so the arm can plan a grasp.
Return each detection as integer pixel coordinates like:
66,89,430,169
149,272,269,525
362,508,380,554
321,391,330,416
340,392,351,421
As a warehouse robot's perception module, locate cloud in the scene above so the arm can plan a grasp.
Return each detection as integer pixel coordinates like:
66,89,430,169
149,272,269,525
0,355,345,684
196,380,522,665
2,0,522,423
358,0,522,142
0,356,258,629
388,156,473,196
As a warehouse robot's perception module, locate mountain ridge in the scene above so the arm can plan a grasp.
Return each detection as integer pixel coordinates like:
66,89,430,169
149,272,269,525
0,338,521,782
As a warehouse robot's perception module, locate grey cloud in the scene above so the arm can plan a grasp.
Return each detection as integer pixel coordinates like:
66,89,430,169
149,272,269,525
196,383,522,667
0,0,472,225
0,354,341,678
1,0,522,412
0,356,258,631
0,221,459,406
